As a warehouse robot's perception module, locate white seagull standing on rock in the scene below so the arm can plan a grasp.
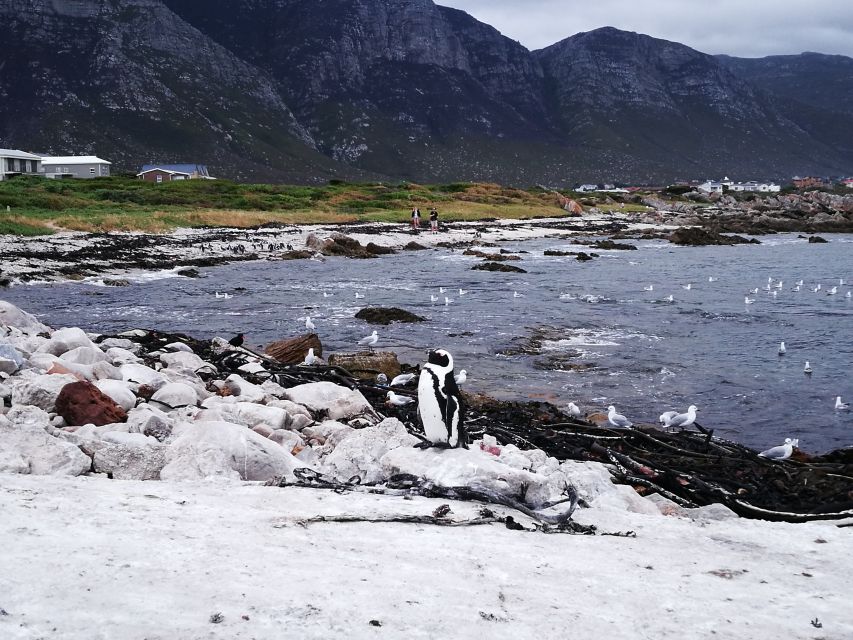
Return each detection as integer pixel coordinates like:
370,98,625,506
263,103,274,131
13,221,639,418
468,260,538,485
358,330,378,349
567,402,582,418
607,405,632,428
386,391,415,406
454,369,467,384
302,348,318,365
759,438,797,460
667,405,698,429
659,410,678,428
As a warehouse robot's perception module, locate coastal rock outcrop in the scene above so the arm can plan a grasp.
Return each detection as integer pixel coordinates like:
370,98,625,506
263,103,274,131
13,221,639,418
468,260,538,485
472,262,527,273
354,307,425,325
265,334,323,364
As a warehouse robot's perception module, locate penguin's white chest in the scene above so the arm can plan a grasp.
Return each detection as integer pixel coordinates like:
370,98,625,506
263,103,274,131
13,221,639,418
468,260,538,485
418,370,448,443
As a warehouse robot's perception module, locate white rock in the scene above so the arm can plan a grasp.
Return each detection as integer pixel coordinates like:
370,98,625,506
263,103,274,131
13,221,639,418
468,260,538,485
260,380,288,398
91,361,122,381
105,347,141,365
36,327,96,356
7,405,52,430
302,420,355,449
223,374,266,402
266,398,312,419
164,342,193,353
237,362,266,375
101,431,159,447
99,338,139,352
94,379,137,411
92,442,167,480
120,363,167,390
60,346,108,365
0,415,90,476
283,381,372,420
0,301,49,334
0,343,25,374
323,418,419,484
150,382,198,410
125,404,173,441
160,351,208,373
270,429,304,451
228,402,290,429
9,373,78,412
287,414,314,431
161,420,306,482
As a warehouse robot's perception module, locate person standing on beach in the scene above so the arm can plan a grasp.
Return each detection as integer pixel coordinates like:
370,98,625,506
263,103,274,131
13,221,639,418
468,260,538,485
411,207,421,232
429,207,439,233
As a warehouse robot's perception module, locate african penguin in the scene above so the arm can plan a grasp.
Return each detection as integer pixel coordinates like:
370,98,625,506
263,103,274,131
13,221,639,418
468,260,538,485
416,348,467,449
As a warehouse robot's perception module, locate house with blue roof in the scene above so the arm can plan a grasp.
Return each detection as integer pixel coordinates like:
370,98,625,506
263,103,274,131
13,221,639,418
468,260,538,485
136,163,214,183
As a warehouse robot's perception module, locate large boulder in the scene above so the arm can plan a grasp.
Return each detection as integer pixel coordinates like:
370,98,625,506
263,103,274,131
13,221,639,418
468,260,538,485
94,379,138,412
327,351,401,381
323,418,419,483
669,227,759,246
471,262,527,273
0,301,50,334
0,411,90,476
283,381,373,420
36,327,97,356
150,382,198,410
161,421,305,482
120,363,167,390
60,346,108,366
10,372,79,412
92,442,167,480
160,351,208,373
55,380,128,427
265,334,323,364
354,307,425,325
125,404,173,441
222,374,266,402
0,343,25,374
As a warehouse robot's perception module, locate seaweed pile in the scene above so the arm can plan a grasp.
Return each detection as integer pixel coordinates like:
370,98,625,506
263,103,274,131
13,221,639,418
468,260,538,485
109,330,853,524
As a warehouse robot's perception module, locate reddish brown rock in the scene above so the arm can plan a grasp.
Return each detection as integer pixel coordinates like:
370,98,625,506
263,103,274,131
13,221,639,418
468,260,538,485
55,381,128,427
327,351,401,381
265,334,323,364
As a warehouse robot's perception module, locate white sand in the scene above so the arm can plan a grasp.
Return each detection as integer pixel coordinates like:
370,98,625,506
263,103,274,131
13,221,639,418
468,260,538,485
1,473,850,639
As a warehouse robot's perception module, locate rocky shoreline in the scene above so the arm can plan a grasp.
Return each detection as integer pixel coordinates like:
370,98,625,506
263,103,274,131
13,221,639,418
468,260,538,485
1,189,852,284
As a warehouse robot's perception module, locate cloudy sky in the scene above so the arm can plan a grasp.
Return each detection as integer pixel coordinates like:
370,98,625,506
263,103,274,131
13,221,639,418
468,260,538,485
437,0,853,58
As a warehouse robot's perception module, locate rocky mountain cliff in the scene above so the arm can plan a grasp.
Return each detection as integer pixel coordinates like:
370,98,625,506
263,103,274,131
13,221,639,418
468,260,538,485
1,0,851,184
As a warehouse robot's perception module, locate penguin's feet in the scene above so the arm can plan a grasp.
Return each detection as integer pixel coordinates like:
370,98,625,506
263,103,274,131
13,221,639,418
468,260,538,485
432,442,453,450
413,441,433,449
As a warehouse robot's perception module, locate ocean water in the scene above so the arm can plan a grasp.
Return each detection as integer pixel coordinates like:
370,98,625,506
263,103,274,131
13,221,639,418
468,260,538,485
4,232,852,452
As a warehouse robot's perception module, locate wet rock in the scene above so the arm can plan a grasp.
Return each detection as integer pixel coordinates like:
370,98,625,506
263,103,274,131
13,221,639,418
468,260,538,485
328,351,401,381
463,249,521,261
365,242,395,255
55,380,128,427
589,240,637,250
354,307,425,325
402,241,428,250
472,262,527,273
162,420,305,482
265,334,322,364
575,252,594,261
808,235,828,243
669,227,759,246
283,381,373,421
177,268,200,278
306,233,377,259
102,279,130,287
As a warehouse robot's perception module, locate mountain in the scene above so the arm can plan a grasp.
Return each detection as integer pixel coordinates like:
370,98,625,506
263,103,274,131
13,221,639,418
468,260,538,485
0,0,360,182
1,1,851,184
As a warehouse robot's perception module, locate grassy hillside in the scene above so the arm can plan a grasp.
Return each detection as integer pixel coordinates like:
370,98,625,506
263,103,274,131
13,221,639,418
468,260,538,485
0,177,577,235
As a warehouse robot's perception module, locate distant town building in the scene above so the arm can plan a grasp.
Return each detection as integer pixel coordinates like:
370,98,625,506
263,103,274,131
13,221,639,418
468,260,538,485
698,180,723,194
40,156,111,179
792,176,826,189
137,164,213,183
727,180,780,193
575,184,599,192
0,148,42,181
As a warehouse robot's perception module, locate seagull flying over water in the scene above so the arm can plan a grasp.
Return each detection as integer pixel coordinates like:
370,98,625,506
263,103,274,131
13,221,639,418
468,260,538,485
439,287,446,294
836,396,850,410
607,405,632,428
827,286,838,295
847,291,852,298
750,288,759,294
444,296,453,306
708,277,718,282
759,438,797,460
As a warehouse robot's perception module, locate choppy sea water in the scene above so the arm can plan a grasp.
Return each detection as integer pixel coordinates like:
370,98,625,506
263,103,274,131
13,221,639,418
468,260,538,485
4,232,852,452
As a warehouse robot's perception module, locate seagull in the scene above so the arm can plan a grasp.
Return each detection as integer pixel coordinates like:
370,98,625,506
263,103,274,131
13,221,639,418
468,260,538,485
444,296,453,306
513,291,524,298
430,295,439,303
439,287,446,294
804,361,812,374
302,348,318,365
745,296,755,304
567,402,582,418
775,281,783,289
682,283,692,290
305,316,315,332
643,285,654,291
666,294,674,302
355,292,365,299
813,284,821,293
386,391,415,406
376,373,388,385
768,276,773,283
323,291,332,297
840,278,846,285
771,290,778,298
454,369,467,384
796,280,804,287
708,277,717,282
847,291,852,298
390,372,416,387
827,286,838,295
794,285,801,292
358,330,378,349
607,405,632,428
759,438,797,460
659,410,678,428
836,396,850,410
215,292,232,299
778,341,786,355
750,288,759,294
764,283,772,292
669,405,698,428
458,289,468,296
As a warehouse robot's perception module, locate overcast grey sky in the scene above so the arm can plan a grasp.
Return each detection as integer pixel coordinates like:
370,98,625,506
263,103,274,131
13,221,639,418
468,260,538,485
438,0,853,58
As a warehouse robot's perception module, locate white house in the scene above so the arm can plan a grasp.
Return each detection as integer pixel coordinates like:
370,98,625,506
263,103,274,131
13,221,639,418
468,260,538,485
0,148,42,181
40,156,111,179
728,181,781,193
698,180,723,194
576,184,599,192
